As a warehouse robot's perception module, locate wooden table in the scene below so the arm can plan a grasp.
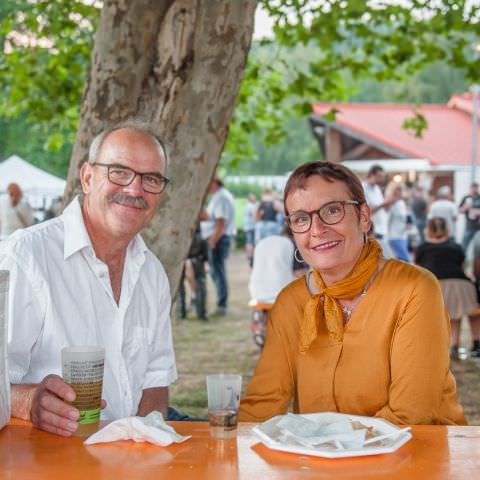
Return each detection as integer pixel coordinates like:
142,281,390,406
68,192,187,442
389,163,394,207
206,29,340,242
0,420,479,479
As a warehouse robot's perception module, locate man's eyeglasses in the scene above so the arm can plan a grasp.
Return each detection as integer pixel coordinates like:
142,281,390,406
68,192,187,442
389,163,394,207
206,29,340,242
287,200,360,233
91,162,170,194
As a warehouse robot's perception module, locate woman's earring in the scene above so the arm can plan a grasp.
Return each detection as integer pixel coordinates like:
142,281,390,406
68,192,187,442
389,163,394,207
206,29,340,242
363,232,368,244
294,248,305,263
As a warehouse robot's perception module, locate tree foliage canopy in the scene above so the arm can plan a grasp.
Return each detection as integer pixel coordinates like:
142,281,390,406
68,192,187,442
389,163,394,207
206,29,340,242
0,0,478,173
0,0,98,155
225,0,479,164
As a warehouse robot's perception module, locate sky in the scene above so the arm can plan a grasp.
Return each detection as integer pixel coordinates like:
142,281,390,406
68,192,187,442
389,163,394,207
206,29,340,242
254,5,274,39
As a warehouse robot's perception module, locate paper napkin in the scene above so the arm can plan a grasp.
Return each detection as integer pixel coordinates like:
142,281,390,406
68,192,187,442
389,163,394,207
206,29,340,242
277,413,368,450
84,411,191,446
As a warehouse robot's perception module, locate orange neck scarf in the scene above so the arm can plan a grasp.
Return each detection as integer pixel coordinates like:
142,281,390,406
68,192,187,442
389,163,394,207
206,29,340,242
300,239,383,352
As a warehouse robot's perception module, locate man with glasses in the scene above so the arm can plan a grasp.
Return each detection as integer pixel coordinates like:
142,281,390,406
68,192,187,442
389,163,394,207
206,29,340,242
1,123,177,436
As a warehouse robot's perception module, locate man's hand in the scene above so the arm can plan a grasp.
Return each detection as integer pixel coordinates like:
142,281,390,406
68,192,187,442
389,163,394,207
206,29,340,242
208,218,226,249
12,376,108,437
29,375,80,436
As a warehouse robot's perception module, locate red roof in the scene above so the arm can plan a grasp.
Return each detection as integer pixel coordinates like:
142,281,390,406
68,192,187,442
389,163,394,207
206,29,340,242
312,95,480,166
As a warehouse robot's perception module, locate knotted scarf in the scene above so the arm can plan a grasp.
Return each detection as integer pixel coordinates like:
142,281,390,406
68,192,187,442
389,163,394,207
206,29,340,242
300,239,383,353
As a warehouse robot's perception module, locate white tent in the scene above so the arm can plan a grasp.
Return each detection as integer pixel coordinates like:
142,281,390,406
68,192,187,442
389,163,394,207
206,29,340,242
0,155,66,209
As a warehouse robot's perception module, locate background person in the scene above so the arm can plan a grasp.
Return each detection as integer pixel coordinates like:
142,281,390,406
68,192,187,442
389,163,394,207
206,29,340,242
249,228,297,304
385,181,410,262
240,161,465,425
362,164,393,258
1,124,177,436
254,187,282,243
415,217,480,359
459,182,480,251
471,236,480,357
410,186,428,244
200,175,235,316
177,223,208,321
428,185,457,240
243,193,257,267
0,183,35,239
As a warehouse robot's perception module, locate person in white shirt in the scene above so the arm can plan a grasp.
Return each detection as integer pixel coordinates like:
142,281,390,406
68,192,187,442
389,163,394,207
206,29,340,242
385,181,410,262
428,185,458,240
0,123,177,436
362,165,393,258
200,176,235,315
0,183,35,239
249,233,296,304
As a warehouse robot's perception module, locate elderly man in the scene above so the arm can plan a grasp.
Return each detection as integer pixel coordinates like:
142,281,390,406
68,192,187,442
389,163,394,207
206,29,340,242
0,123,177,436
0,182,35,239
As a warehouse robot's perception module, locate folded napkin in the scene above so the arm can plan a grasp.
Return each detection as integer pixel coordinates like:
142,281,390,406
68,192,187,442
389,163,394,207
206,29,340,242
84,411,191,446
276,414,369,450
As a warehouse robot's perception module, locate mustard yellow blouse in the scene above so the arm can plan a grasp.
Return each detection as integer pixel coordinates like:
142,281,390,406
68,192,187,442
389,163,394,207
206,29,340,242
240,260,466,425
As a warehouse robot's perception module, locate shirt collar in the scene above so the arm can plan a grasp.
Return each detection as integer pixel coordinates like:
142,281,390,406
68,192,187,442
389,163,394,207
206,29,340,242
63,196,148,260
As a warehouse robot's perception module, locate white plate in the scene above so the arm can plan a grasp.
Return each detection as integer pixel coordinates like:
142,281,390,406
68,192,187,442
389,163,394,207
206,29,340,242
251,412,412,459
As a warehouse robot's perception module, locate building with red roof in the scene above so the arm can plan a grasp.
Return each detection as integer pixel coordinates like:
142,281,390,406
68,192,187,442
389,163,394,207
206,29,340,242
309,92,480,197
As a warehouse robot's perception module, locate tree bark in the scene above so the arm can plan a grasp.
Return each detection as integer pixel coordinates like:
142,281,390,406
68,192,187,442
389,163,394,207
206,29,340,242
65,0,257,293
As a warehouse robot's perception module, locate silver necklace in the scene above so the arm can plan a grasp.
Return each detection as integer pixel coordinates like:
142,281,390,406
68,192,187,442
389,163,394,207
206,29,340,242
340,286,368,320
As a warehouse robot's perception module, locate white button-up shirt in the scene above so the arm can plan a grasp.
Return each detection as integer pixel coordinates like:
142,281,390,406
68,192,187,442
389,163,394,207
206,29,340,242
201,187,236,239
363,182,388,237
0,197,177,420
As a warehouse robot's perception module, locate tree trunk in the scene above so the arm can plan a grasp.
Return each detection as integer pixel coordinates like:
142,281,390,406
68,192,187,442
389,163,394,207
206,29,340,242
65,0,256,293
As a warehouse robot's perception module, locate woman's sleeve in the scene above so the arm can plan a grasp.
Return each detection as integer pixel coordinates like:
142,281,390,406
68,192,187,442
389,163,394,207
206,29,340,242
239,301,296,422
374,271,453,424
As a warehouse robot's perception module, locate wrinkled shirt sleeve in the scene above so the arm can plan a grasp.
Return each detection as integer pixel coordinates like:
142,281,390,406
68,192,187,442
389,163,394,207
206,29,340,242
1,254,45,384
239,299,295,422
374,272,466,425
142,269,177,389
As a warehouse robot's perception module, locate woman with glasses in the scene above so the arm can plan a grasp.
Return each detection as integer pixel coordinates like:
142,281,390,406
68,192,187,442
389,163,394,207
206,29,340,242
239,161,466,425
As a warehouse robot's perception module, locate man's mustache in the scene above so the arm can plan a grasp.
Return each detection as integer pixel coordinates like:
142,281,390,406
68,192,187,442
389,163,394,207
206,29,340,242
110,193,149,209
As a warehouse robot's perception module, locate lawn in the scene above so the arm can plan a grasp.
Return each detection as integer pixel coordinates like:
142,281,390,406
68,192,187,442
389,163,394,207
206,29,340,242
170,248,480,424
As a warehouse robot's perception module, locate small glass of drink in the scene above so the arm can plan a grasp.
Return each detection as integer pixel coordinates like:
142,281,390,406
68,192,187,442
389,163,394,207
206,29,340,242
61,346,105,436
206,374,242,440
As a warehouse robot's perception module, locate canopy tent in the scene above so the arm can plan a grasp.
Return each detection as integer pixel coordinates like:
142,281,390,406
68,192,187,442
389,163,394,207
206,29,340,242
0,155,66,209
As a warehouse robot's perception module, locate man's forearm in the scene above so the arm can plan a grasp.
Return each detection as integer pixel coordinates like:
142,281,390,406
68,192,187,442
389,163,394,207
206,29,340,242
137,387,169,417
11,384,36,420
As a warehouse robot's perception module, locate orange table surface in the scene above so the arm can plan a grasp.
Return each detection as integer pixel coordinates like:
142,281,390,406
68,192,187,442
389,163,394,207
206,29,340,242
0,420,479,480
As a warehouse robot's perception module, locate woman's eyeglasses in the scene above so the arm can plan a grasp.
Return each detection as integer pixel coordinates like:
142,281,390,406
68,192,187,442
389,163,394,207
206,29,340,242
287,200,359,233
